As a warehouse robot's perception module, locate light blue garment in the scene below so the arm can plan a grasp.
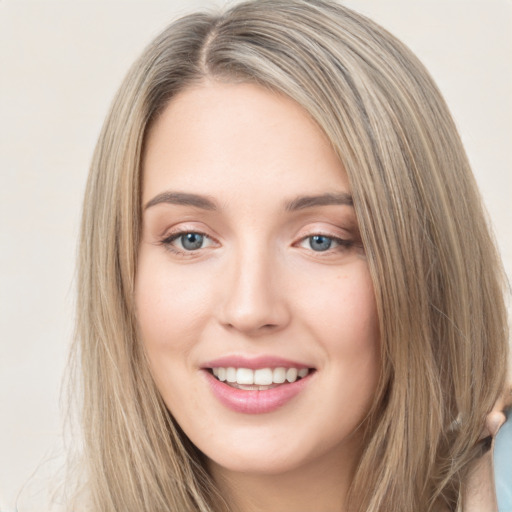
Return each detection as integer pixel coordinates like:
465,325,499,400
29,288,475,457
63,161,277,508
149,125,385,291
495,417,512,511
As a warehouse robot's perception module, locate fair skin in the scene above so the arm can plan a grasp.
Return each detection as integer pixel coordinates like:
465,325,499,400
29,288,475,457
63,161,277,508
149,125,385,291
136,81,380,512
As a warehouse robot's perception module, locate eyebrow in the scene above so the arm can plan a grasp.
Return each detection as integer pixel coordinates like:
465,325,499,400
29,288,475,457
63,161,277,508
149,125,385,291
285,192,353,211
144,191,353,211
144,191,217,211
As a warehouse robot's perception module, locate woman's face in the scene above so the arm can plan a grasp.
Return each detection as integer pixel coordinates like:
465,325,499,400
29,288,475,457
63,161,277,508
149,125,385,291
136,81,380,477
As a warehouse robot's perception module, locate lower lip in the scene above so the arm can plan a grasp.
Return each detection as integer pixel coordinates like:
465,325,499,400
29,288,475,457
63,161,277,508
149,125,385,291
203,370,314,414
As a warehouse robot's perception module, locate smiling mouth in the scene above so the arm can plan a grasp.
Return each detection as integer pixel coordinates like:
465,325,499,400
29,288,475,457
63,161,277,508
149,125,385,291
207,367,315,390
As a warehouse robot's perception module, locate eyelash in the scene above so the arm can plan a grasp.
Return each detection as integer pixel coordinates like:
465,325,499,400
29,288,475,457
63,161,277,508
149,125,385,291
160,230,216,256
159,230,354,257
298,233,354,252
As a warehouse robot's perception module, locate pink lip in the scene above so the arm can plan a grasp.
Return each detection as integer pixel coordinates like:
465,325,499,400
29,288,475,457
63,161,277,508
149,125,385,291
202,368,315,414
202,355,311,370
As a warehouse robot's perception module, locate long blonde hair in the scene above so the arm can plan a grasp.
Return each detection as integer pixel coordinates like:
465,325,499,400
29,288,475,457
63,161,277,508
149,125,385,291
74,1,509,510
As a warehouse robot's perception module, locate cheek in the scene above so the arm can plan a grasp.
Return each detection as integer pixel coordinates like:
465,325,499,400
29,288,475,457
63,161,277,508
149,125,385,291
135,256,212,354
332,270,380,371
135,270,219,434
297,263,381,400
134,256,212,412
324,272,381,428
297,262,379,350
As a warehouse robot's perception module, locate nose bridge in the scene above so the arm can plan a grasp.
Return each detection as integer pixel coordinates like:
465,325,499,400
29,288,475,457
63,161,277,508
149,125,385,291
220,237,288,334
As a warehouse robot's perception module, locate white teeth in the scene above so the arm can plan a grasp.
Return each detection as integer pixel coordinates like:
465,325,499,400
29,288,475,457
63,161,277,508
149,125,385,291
273,367,287,384
254,368,273,386
298,368,308,378
286,368,298,383
226,367,237,383
236,368,254,385
210,366,311,385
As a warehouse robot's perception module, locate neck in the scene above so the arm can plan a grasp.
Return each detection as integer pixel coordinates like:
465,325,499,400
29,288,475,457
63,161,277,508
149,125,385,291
208,441,360,512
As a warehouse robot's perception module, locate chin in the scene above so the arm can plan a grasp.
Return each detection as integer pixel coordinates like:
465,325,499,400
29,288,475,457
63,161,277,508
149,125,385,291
195,421,359,478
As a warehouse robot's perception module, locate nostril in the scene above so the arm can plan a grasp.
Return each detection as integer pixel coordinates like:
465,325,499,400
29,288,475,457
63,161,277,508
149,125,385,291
224,322,277,332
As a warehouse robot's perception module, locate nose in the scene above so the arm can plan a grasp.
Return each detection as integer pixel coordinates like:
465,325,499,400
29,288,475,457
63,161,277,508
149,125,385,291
218,244,290,336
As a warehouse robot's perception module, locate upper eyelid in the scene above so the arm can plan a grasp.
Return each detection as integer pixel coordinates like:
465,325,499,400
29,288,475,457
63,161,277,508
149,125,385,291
295,234,349,248
163,230,216,245
295,227,351,242
161,224,217,240
158,220,353,243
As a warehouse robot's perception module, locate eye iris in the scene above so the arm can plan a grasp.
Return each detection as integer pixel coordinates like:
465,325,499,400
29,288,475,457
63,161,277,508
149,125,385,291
309,235,332,251
181,233,204,250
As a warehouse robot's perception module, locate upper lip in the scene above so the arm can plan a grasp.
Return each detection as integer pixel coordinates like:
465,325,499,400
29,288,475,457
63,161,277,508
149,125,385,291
201,355,313,370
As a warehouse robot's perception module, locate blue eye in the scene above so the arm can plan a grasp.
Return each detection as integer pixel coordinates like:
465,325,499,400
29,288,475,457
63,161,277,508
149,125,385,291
162,231,212,253
297,234,354,254
178,232,205,250
308,235,333,252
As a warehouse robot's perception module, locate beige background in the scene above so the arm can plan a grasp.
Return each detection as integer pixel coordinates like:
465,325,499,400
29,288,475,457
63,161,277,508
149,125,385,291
1,1,511,510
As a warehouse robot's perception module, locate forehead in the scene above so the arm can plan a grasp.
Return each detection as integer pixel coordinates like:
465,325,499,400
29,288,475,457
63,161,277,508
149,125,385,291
142,81,350,205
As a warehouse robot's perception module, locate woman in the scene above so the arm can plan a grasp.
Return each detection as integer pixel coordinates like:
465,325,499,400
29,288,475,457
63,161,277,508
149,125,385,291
72,0,510,510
